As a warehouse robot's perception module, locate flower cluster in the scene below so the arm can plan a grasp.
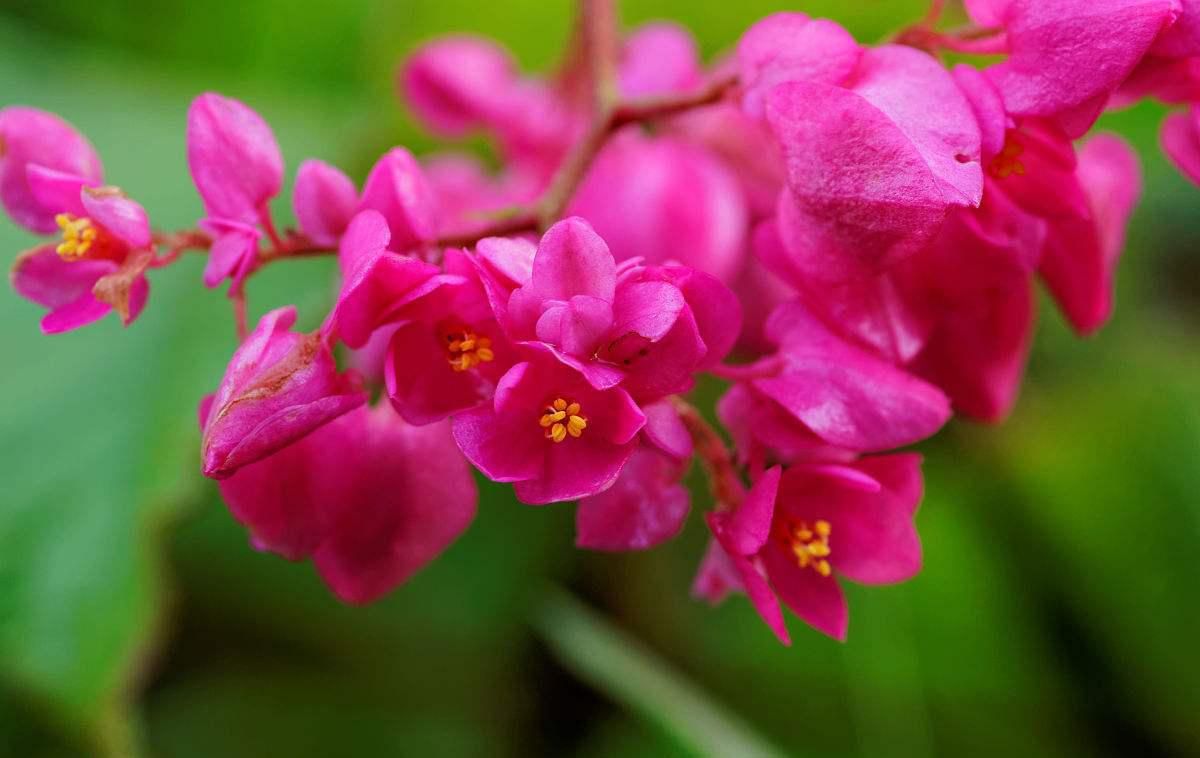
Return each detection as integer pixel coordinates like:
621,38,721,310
2,0,1191,641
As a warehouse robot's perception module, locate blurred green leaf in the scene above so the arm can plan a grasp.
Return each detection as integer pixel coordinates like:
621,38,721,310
533,588,788,758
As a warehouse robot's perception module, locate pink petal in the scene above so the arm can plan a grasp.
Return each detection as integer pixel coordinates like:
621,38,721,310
337,208,392,277
187,93,284,223
963,0,1013,26
357,147,439,251
618,22,703,98
528,216,617,303
294,159,358,247
513,434,636,505
1162,106,1200,185
610,280,686,342
26,165,89,218
722,466,782,556
663,266,743,369
1040,134,1141,335
200,219,260,290
691,539,744,605
329,249,449,348
755,302,952,451
641,399,692,460
535,295,614,357
737,12,862,118
708,514,791,645
609,306,706,401
313,409,477,604
1153,0,1200,57
575,446,690,550
0,107,102,233
760,546,848,641
952,64,1011,164
81,187,151,249
985,0,1178,137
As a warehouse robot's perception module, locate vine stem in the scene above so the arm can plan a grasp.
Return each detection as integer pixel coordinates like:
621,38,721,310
672,397,745,510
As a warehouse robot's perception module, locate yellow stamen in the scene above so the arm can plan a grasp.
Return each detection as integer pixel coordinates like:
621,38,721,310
540,397,587,443
778,518,834,577
988,134,1026,180
445,328,495,372
55,214,98,261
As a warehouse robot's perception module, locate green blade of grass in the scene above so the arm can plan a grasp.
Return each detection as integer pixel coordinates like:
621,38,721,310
532,588,787,758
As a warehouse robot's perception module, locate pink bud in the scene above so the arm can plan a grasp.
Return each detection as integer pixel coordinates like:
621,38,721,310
293,159,358,246
201,306,366,479
187,93,284,224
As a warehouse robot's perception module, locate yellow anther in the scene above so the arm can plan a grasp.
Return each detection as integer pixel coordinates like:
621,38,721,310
445,328,495,372
55,214,99,260
541,397,586,443
988,135,1027,180
780,518,834,577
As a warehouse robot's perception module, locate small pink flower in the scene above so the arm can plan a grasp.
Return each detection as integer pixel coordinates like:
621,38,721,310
0,107,103,233
201,305,366,479
728,301,952,454
575,399,694,550
452,352,646,504
3,123,154,333
187,93,284,289
505,217,741,400
700,455,924,643
356,147,439,251
210,404,476,603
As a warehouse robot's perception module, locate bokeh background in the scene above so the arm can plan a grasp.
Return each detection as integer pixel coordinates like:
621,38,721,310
1,1,1198,756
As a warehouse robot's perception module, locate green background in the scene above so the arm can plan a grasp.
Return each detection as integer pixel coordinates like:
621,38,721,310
1,1,1198,756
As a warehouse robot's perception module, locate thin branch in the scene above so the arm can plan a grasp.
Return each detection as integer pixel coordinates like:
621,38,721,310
672,397,744,510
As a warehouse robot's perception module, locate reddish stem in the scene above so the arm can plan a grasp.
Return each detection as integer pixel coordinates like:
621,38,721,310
673,398,745,510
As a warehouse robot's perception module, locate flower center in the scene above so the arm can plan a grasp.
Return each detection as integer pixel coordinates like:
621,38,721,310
988,134,1026,180
55,214,99,260
445,329,494,372
539,397,587,443
777,518,833,577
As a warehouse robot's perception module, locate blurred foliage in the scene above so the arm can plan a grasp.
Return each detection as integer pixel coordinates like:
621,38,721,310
0,1,1198,757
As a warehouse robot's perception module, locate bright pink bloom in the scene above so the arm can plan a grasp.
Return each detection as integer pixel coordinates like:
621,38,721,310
764,45,983,283
0,107,103,234
187,93,284,289
567,131,749,283
293,159,358,246
452,353,646,504
700,455,923,642
9,165,153,333
969,0,1179,136
383,248,517,425
201,306,366,479
736,12,862,118
575,399,693,550
728,301,952,454
210,404,476,603
505,217,740,399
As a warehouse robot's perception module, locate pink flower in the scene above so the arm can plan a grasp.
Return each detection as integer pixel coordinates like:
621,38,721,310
505,217,740,399
5,145,154,335
187,93,284,289
293,159,358,247
0,107,103,233
201,306,366,479
567,131,749,283
725,301,952,454
968,0,1179,136
383,248,518,425
618,22,704,98
452,352,646,505
698,455,924,643
764,44,983,283
210,404,476,603
575,399,693,550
